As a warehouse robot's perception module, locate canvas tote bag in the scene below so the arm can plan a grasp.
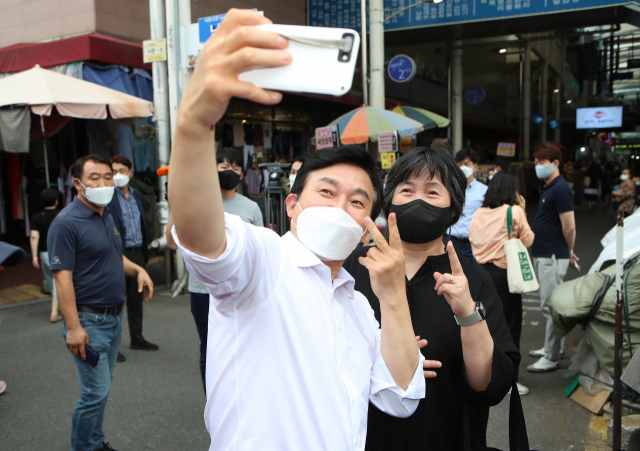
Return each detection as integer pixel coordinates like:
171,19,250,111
504,206,539,294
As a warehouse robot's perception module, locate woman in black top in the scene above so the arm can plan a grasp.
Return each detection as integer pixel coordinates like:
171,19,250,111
343,143,520,451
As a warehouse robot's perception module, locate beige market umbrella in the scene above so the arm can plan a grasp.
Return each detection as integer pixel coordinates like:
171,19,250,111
0,65,154,183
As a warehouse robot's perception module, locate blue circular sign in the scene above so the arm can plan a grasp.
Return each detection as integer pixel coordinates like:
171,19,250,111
549,119,559,129
388,55,417,83
465,86,485,105
533,113,545,124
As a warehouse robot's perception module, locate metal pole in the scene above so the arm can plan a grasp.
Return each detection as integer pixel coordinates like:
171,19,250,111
612,213,624,451
149,0,171,285
555,38,566,143
451,40,463,151
447,54,452,143
523,42,531,159
541,58,548,144
39,115,50,186
361,0,369,106
165,0,180,136
369,0,385,110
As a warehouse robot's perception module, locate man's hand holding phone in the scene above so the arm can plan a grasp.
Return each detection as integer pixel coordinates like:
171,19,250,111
66,325,90,360
178,9,291,134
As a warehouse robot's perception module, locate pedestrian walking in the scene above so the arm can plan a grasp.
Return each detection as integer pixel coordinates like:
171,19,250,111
612,167,636,218
49,155,153,451
527,143,579,373
344,144,519,451
572,162,585,209
584,161,602,210
109,155,158,355
30,188,62,322
469,171,534,395
445,149,488,261
167,11,425,449
166,148,264,392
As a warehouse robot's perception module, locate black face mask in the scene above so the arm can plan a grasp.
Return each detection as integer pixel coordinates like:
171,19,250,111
388,199,452,244
218,170,241,190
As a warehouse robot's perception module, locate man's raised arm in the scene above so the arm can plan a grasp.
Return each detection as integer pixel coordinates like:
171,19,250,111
168,9,290,259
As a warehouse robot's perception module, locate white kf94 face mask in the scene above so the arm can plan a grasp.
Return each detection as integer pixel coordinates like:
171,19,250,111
79,181,114,207
291,202,365,261
113,173,130,188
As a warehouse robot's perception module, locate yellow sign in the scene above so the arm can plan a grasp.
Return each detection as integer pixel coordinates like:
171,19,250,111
381,152,396,169
143,39,167,63
497,142,516,157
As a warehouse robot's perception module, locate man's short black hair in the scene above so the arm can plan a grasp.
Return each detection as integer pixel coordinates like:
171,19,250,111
482,171,520,209
384,141,467,226
290,145,383,220
455,148,479,165
494,157,510,172
40,188,59,208
216,148,243,168
73,155,112,180
292,156,306,165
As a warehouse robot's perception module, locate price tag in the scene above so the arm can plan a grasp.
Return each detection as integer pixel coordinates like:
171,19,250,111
143,39,167,63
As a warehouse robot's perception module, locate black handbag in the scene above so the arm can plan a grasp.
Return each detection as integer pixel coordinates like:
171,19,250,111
464,379,534,451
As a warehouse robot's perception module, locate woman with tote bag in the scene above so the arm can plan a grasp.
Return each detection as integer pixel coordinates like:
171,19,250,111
470,171,535,395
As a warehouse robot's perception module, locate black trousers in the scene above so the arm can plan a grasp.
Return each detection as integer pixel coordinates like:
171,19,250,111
481,262,522,381
124,247,146,344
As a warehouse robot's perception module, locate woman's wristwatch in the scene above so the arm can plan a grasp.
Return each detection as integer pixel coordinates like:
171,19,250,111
454,302,486,326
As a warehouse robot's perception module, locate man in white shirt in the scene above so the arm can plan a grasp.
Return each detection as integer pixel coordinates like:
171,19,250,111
447,149,488,261
168,10,424,451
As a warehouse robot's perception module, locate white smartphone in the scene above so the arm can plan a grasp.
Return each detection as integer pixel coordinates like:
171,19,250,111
238,24,360,97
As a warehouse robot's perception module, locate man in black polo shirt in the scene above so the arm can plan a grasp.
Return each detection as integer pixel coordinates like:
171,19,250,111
527,143,579,374
49,155,153,451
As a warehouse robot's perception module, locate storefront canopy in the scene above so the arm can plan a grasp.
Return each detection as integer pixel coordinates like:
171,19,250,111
0,33,149,75
0,65,154,119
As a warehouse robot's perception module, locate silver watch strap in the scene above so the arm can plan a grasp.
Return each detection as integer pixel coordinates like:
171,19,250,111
454,309,484,327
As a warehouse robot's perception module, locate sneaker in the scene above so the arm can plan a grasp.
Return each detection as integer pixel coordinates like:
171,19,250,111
117,352,126,363
0,381,6,395
130,339,159,351
508,383,530,396
527,356,559,373
529,348,565,358
99,442,118,451
529,347,545,357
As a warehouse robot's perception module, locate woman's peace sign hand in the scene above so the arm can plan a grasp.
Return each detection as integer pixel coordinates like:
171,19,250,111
433,241,476,317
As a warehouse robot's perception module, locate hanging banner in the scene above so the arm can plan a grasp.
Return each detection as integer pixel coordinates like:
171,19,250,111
497,142,516,157
381,152,397,169
378,131,398,153
316,125,340,150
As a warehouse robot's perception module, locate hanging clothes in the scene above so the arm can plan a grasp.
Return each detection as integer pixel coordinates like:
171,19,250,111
86,120,111,159
254,123,264,147
233,121,245,147
133,138,150,173
147,136,159,172
244,122,254,146
0,108,31,153
243,144,255,170
262,122,273,150
130,68,154,102
116,122,135,169
222,123,234,148
8,153,23,219
245,169,262,197
66,166,75,206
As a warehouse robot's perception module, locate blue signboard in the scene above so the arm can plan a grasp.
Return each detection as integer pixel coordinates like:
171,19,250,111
549,119,560,129
198,9,258,43
308,0,626,32
533,112,545,124
388,55,417,83
465,86,485,105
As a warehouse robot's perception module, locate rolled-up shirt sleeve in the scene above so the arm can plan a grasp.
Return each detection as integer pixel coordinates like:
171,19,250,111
368,308,426,418
172,212,280,311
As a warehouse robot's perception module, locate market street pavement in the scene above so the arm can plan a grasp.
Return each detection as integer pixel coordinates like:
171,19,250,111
0,203,618,450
